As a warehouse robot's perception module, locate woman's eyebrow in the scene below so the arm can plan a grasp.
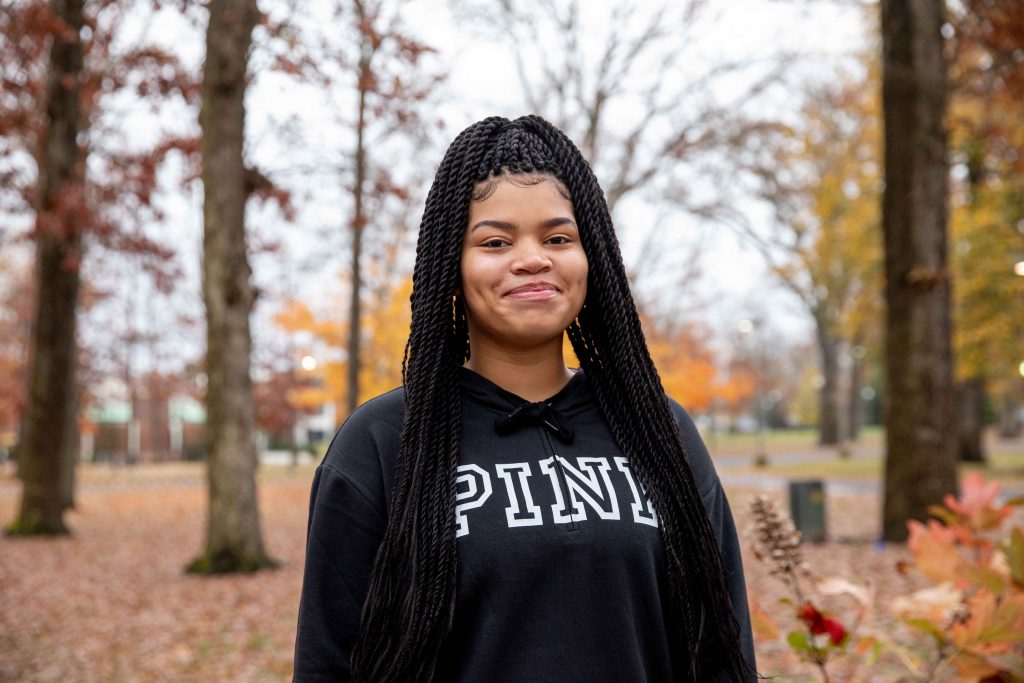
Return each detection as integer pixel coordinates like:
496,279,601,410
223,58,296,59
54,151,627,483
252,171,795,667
469,217,577,233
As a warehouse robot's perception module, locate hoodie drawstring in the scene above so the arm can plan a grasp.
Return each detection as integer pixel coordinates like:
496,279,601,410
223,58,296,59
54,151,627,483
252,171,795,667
494,401,575,444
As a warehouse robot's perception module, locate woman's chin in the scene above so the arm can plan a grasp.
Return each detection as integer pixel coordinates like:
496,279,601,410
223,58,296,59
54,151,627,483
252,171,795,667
477,325,569,352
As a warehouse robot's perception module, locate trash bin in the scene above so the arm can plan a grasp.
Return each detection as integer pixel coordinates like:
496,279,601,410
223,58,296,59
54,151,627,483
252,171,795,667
789,479,827,543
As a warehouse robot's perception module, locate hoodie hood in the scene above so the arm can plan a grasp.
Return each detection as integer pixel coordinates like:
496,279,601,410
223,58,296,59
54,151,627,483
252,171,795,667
458,366,591,444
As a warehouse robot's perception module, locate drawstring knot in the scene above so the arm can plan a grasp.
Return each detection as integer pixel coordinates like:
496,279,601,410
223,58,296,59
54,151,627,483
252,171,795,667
495,401,575,444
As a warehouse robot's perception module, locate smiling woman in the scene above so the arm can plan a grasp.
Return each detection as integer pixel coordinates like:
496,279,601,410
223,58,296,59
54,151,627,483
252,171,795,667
459,175,589,392
292,115,757,683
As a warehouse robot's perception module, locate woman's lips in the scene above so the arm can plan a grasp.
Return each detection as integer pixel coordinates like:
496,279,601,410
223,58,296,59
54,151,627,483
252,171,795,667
506,284,558,301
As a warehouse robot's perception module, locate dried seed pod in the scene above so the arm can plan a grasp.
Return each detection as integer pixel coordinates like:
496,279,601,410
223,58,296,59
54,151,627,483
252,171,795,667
749,495,806,581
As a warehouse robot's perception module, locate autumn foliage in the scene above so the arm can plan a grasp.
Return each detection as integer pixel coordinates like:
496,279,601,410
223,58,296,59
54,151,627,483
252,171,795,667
747,494,866,679
0,0,198,273
753,475,1024,681
273,286,751,422
642,314,754,414
947,0,1024,408
272,277,412,421
797,602,848,647
892,474,1024,680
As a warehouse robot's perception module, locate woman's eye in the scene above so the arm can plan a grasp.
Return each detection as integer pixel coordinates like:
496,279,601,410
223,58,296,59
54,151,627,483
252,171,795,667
547,235,571,245
482,239,509,248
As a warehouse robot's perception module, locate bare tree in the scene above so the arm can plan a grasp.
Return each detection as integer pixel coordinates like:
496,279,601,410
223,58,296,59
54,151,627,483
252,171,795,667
8,0,85,535
187,0,276,573
880,0,957,542
257,0,441,415
335,1,440,414
3,0,198,534
731,69,883,447
456,0,790,292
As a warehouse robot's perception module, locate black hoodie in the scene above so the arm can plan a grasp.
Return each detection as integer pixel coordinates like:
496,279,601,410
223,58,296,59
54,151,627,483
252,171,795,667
293,367,756,682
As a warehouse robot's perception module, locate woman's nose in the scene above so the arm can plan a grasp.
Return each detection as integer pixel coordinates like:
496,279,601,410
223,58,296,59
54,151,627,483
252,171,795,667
511,242,552,273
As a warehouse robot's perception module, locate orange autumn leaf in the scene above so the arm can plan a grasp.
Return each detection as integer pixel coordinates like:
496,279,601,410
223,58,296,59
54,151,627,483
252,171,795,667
907,519,964,585
748,598,780,642
942,473,1014,532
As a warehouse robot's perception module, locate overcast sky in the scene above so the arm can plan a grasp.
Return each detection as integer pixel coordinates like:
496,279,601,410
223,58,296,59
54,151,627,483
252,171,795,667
256,0,872,355
259,0,872,344
5,0,873,389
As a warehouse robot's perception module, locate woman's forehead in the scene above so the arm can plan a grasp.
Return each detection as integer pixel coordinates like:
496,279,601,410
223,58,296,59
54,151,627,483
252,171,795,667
471,171,571,203
468,178,575,219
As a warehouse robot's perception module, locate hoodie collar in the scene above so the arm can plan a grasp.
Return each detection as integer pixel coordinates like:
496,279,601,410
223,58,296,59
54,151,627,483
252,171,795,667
459,366,590,444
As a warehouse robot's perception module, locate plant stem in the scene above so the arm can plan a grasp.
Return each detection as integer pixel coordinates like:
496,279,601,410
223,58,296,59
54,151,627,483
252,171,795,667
788,573,832,678
921,642,949,682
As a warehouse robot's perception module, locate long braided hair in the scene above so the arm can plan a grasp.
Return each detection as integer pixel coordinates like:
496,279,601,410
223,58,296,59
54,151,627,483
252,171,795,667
350,115,751,682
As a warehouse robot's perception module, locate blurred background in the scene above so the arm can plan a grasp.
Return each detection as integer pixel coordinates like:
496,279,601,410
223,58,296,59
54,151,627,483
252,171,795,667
1,0,1022,680
2,0,1021,470
2,0,1015,464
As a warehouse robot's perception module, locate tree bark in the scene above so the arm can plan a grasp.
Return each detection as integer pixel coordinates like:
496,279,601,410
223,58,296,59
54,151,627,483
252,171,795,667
816,323,843,446
956,377,986,462
188,0,276,573
9,0,86,536
848,351,864,442
60,350,79,509
347,44,369,416
880,0,958,542
998,391,1022,439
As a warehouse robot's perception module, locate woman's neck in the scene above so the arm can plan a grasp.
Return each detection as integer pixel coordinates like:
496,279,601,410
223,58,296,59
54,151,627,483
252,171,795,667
464,340,575,402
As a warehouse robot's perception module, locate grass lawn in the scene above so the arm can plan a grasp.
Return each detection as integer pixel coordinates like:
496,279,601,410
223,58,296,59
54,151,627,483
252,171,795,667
722,442,1024,488
704,426,884,458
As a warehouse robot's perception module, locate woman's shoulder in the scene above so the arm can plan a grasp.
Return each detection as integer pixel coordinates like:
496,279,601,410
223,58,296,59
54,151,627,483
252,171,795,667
662,394,719,499
320,385,405,484
341,385,406,434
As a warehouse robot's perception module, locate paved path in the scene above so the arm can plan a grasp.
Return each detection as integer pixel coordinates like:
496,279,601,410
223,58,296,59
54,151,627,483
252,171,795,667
719,472,882,495
714,438,1024,498
718,473,1024,498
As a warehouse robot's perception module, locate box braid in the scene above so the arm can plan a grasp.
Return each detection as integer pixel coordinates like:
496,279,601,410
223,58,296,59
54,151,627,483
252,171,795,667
350,115,754,682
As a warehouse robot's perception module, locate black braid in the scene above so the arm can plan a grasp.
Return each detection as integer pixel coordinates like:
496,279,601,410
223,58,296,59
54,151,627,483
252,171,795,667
351,115,754,682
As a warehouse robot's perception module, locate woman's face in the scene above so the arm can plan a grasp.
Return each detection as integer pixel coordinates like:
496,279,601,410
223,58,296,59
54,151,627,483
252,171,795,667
460,177,589,354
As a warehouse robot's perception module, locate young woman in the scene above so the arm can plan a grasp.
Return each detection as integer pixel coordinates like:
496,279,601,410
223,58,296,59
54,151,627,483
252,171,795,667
293,115,757,682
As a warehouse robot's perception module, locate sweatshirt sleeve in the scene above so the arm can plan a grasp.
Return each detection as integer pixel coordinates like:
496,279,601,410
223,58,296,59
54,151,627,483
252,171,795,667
292,395,400,682
668,399,758,680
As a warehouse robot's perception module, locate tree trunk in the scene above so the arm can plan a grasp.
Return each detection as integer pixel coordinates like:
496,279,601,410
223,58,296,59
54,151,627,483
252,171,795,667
188,0,276,574
848,351,864,442
880,0,958,542
346,47,370,416
816,326,843,446
60,350,79,509
956,377,986,463
9,0,86,536
998,391,1022,439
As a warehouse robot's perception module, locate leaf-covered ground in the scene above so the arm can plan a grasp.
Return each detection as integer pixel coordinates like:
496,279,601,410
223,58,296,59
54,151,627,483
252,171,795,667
1,466,310,683
0,462,1006,682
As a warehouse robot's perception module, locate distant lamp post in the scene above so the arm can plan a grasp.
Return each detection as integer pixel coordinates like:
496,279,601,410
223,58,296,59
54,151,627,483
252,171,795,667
1014,261,1024,277
1018,361,1024,378
739,317,769,467
292,354,320,461
861,386,877,424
